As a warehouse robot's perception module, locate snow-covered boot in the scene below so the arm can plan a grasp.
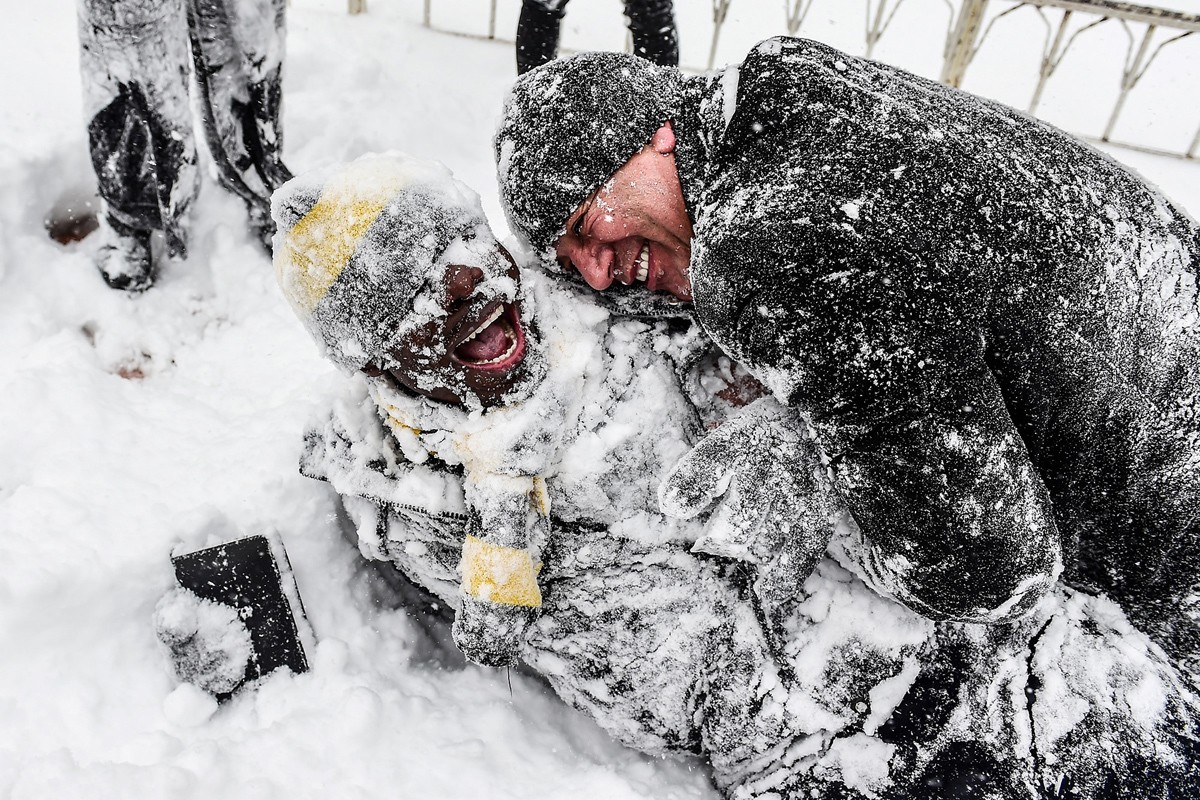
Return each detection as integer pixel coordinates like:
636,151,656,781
95,216,156,292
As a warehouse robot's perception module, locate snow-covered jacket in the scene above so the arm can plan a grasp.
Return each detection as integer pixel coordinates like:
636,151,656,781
671,37,1200,665
322,270,727,666
301,275,1200,800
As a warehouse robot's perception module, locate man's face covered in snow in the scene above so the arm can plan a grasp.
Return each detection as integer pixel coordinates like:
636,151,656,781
273,152,534,409
367,244,529,408
554,124,694,301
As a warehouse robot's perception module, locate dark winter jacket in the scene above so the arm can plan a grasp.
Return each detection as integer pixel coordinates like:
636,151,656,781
670,37,1200,668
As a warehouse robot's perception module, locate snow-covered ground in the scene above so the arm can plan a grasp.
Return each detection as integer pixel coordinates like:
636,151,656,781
1,1,1197,798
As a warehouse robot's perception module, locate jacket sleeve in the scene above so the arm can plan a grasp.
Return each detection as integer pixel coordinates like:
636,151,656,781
695,231,1062,621
451,472,548,667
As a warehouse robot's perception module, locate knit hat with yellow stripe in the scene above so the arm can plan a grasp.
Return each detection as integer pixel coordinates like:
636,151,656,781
271,153,489,372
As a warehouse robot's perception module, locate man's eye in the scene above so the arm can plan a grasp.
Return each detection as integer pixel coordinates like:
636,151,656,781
572,203,591,237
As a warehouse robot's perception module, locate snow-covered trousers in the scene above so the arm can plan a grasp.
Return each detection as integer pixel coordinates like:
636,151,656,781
77,0,288,253
343,493,1200,800
515,0,678,75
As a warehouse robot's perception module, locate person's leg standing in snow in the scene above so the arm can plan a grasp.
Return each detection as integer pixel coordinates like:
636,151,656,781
186,0,291,251
515,0,677,75
77,0,198,291
623,0,678,67
515,0,566,75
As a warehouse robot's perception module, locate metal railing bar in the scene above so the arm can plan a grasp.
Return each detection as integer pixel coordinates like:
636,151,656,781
1103,21,1155,141
942,0,988,85
971,3,1037,66
1030,9,1068,114
1016,0,1200,33
866,0,914,59
709,0,734,70
1132,29,1193,84
1088,135,1199,161
1103,25,1193,141
785,0,818,36
940,0,959,62
1030,14,1110,112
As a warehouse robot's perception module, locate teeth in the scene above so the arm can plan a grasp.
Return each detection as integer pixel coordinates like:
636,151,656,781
461,306,504,343
635,243,649,282
473,320,518,365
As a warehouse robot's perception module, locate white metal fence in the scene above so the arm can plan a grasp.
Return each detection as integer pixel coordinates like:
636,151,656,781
415,0,1199,159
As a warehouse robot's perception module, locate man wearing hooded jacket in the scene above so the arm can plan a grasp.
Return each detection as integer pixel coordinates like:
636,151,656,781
495,37,1200,679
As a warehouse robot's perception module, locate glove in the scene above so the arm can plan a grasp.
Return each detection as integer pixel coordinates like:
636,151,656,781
659,398,837,612
453,596,539,669
154,588,252,695
452,533,541,668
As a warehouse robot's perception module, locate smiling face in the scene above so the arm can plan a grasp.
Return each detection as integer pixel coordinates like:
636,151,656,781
554,123,694,302
368,245,530,409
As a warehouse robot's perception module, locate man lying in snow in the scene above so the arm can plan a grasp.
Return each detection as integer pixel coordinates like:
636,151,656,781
264,153,1198,799
495,38,1200,680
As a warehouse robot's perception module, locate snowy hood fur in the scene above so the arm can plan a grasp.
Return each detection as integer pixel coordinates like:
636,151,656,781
495,52,684,253
271,152,510,372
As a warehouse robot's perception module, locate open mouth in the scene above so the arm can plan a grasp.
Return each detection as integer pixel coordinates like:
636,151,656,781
451,301,526,371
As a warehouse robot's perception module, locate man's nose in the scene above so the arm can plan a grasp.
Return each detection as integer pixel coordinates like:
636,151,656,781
557,238,613,291
445,265,485,301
